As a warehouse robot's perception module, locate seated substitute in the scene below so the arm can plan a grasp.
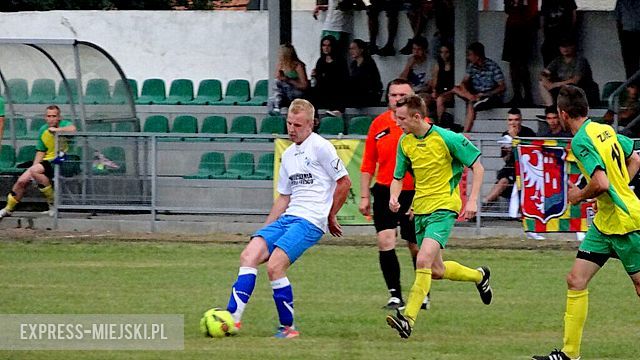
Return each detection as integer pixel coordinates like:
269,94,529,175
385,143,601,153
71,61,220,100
482,108,535,205
0,105,76,219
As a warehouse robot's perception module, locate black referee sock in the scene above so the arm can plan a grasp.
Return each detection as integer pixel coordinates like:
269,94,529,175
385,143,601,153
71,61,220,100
379,249,402,300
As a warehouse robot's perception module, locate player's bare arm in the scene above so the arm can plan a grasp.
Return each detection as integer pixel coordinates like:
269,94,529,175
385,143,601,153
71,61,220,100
359,172,373,216
388,178,403,213
567,169,609,205
625,151,640,180
328,175,352,237
264,194,291,225
464,160,485,220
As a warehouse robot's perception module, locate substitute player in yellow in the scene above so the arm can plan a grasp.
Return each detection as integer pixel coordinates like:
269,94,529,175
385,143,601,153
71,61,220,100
532,86,640,360
385,94,492,339
0,105,75,219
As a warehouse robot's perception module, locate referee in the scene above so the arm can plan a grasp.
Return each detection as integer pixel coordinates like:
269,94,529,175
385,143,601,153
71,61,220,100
359,78,429,310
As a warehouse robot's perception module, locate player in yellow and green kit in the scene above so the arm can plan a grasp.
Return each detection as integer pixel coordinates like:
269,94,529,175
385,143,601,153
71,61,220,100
0,105,76,219
533,86,640,360
385,94,493,339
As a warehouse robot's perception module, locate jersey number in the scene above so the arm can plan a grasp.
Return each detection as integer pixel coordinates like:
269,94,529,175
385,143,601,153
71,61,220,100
611,143,623,174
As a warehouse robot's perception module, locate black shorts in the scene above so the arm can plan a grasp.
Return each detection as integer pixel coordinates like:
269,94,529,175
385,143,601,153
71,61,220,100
371,183,416,243
502,25,535,63
368,0,401,15
41,160,54,181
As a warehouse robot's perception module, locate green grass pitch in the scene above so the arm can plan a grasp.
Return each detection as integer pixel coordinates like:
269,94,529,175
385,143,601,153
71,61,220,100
0,239,638,359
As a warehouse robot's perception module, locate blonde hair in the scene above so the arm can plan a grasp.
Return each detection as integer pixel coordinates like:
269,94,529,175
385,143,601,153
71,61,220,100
288,98,315,123
278,43,301,71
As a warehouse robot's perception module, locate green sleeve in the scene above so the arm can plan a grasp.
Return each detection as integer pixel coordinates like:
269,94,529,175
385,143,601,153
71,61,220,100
437,127,481,167
572,133,604,176
617,134,634,158
0,96,4,117
393,134,410,180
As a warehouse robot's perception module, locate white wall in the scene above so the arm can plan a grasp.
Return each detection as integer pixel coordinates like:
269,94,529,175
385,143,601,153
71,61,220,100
0,9,627,99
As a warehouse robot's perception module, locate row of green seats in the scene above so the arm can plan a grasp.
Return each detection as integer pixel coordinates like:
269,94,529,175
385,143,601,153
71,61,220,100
2,78,268,106
184,152,274,180
135,79,267,106
0,144,36,174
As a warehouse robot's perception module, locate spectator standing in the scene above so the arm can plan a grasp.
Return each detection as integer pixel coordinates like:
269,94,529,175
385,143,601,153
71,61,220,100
540,0,577,67
347,39,383,107
615,0,640,79
313,0,354,58
502,0,538,107
399,0,435,55
432,0,454,57
268,44,309,116
367,0,400,56
452,42,506,132
311,35,349,117
399,36,433,107
539,38,599,107
536,105,573,137
433,43,454,121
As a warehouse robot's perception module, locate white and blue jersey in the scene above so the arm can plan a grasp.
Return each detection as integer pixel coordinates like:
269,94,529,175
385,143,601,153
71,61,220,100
277,132,349,232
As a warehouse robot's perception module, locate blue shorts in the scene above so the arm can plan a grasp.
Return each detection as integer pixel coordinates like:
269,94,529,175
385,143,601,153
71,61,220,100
252,215,324,264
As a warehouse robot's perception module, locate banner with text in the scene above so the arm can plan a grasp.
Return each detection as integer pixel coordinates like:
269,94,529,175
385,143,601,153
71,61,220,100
274,138,370,225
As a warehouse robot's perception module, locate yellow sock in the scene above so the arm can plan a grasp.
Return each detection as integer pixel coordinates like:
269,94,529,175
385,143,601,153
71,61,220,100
562,289,588,359
443,261,482,283
39,185,54,204
5,193,19,212
404,268,431,326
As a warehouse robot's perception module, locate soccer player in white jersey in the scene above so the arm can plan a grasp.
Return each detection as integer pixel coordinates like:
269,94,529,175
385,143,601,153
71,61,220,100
222,98,352,338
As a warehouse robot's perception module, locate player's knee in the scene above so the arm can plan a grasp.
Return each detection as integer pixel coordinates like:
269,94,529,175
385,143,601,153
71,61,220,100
266,261,286,280
566,271,588,290
239,247,260,267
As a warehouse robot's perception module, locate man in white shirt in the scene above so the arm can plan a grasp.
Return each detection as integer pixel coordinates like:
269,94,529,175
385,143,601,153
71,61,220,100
222,98,351,339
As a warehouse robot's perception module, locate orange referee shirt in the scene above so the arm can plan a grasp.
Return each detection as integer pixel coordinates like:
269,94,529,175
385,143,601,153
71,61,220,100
361,110,417,190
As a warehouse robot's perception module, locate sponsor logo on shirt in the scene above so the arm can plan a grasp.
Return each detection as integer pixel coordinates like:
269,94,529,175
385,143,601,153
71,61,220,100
289,173,314,185
331,158,343,172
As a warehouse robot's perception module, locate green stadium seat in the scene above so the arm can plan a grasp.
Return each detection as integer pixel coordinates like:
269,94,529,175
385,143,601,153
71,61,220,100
84,79,111,104
143,115,169,133
3,145,37,174
238,79,268,106
211,79,250,105
259,115,285,135
136,79,166,105
111,79,138,104
0,144,16,172
217,152,254,179
86,122,112,132
5,78,29,103
168,115,198,141
172,115,198,133
157,79,194,105
3,117,28,139
114,121,138,132
201,115,227,134
93,146,126,175
228,116,257,142
244,152,274,180
318,116,344,135
188,79,223,105
26,117,47,139
347,116,373,135
54,78,79,104
183,152,226,179
26,78,56,104
600,81,625,107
